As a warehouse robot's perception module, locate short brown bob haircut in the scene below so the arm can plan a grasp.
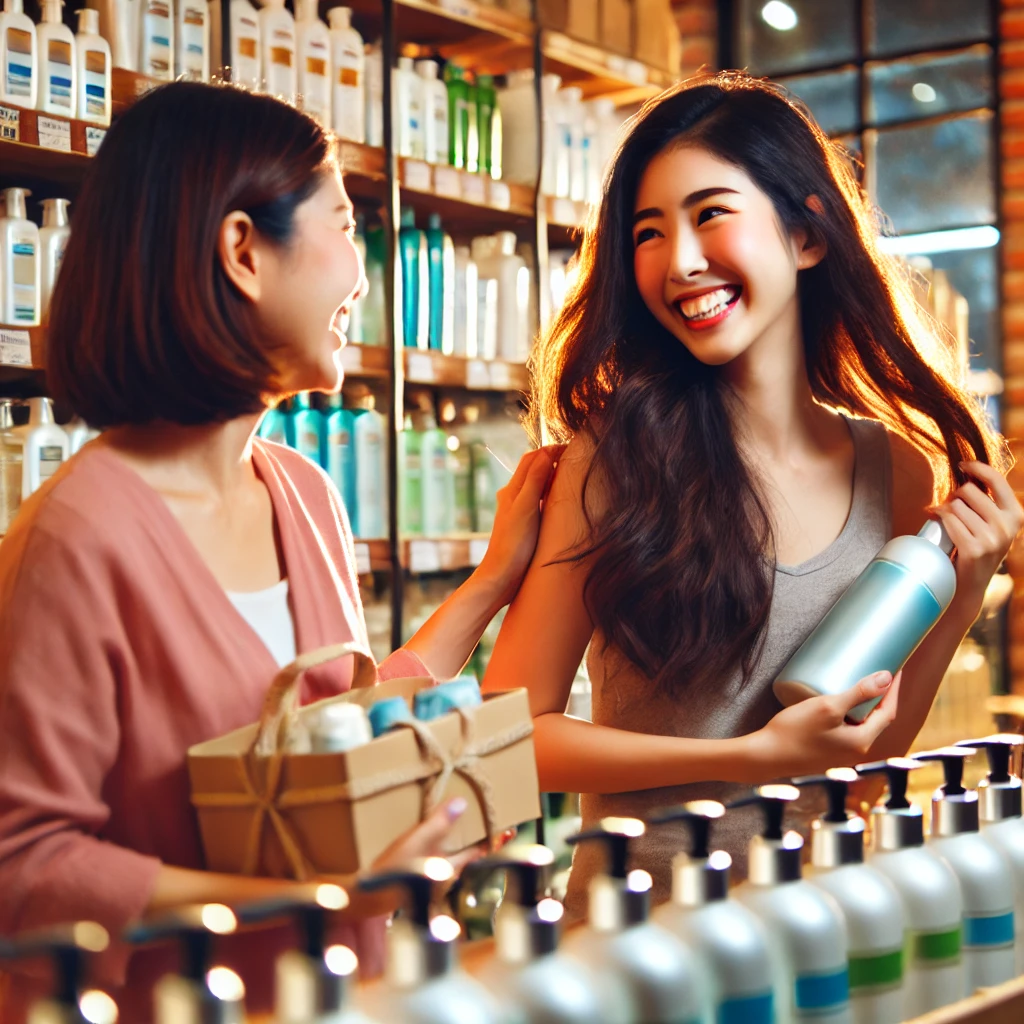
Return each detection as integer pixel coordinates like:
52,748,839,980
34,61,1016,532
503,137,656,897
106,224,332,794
48,81,336,427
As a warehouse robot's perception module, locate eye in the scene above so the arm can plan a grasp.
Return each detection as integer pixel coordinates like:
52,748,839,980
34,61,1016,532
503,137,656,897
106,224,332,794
697,206,729,226
634,226,660,246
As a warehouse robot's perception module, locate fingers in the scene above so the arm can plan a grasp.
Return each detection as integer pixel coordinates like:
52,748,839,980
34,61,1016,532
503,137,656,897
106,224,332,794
849,670,902,746
833,670,895,717
960,461,1018,513
446,842,490,876
513,447,562,512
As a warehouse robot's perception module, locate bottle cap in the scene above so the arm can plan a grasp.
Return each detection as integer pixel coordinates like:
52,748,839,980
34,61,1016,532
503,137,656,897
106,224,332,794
2,187,30,220
327,6,351,30
413,677,482,721
415,58,438,79
367,695,413,737
41,197,71,227
647,800,730,905
918,518,955,555
40,0,63,24
0,399,13,431
792,768,865,867
727,785,803,885
397,55,414,72
428,212,442,230
916,747,980,837
958,734,1024,823
305,702,372,753
76,6,99,34
856,757,927,850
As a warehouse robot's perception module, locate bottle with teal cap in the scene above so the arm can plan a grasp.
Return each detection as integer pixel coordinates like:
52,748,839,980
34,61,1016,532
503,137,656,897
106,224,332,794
292,392,325,467
795,769,906,1024
414,677,482,721
730,785,852,1024
259,399,294,447
856,757,964,1017
399,207,428,350
324,394,356,518
917,746,1016,994
426,214,455,355
648,800,780,1024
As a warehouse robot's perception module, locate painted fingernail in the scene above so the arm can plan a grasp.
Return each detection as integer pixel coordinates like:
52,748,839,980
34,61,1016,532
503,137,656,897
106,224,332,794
447,797,468,820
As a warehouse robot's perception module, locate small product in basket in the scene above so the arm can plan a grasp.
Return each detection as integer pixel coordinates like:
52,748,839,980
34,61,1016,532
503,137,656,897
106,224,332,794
414,677,482,720
305,701,373,753
368,695,414,737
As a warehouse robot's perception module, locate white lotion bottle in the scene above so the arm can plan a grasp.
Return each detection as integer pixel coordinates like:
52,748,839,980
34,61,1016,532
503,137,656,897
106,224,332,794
395,54,424,160
857,757,965,1018
493,230,529,363
415,58,448,166
0,0,37,107
453,245,478,358
563,819,711,1024
174,0,210,81
650,801,780,1024
211,0,260,90
352,391,387,540
0,186,40,327
38,197,70,323
36,0,76,117
75,7,111,126
796,769,906,1024
258,0,296,103
918,746,1017,994
294,0,329,124
139,0,173,80
0,399,22,534
731,785,852,1024
327,6,363,142
12,397,68,498
87,0,140,72
957,734,1024,975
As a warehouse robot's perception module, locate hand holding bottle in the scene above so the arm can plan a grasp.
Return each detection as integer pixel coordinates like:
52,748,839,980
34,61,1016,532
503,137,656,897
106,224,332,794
746,669,902,779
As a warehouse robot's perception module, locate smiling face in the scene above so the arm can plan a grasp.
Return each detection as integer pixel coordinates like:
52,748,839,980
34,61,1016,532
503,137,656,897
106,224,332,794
631,144,824,371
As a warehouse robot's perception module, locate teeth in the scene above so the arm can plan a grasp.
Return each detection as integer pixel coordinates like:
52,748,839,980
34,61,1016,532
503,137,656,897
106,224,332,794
679,286,737,321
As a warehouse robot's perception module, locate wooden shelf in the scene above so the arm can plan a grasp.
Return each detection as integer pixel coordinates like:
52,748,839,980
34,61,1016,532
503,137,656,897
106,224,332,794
404,350,529,391
403,534,490,573
352,538,392,573
344,0,533,50
111,67,164,116
339,343,391,378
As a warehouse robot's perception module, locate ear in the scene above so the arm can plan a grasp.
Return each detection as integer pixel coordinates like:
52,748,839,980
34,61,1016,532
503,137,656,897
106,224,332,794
218,211,261,303
795,194,827,270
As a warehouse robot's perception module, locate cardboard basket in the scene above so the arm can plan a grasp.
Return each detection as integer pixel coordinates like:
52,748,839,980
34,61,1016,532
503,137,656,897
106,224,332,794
187,643,540,879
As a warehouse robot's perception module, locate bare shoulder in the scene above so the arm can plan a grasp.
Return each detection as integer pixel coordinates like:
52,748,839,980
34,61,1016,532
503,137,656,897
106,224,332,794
887,428,941,537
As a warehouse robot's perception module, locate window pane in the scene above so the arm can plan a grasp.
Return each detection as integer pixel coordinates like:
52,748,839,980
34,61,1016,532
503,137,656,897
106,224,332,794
871,115,995,234
866,46,993,127
867,0,993,58
736,0,858,76
777,68,859,136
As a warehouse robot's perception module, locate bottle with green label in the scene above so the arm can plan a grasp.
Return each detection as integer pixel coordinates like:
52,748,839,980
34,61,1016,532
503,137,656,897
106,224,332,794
323,393,355,517
451,434,473,533
291,392,325,467
419,401,450,538
444,62,469,170
476,73,497,178
399,412,423,536
363,222,386,346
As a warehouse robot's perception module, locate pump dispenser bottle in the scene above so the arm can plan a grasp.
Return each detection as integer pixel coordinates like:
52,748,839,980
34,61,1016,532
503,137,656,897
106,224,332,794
955,734,1024,974
294,0,330,124
258,0,296,103
36,0,76,116
730,785,852,1024
774,520,956,721
0,186,40,326
125,903,245,1023
0,921,115,1024
470,845,612,1024
563,818,710,1024
648,800,779,1024
0,0,37,107
855,757,964,1017
14,397,68,498
357,858,503,1024
795,769,906,1024
74,7,111,125
39,197,70,322
237,884,378,1023
917,746,1016,992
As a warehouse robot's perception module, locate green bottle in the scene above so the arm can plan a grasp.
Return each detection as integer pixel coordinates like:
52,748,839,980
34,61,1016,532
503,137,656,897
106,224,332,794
292,392,325,467
444,63,469,170
476,73,497,178
425,213,455,355
400,413,424,536
363,223,386,346
451,436,474,533
398,207,429,350
324,393,356,518
466,74,480,174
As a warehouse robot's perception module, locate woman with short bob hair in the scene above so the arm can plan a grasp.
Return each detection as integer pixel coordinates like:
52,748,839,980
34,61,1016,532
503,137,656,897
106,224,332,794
0,81,559,1021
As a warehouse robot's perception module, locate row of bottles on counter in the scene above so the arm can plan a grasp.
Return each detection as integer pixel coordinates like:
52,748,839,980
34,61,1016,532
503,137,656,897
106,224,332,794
257,388,388,541
0,187,70,327
0,0,111,123
0,397,95,534
12,734,1024,1024
399,211,531,363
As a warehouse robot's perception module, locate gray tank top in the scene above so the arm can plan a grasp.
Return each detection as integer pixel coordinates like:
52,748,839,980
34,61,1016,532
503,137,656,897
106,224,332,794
564,416,892,918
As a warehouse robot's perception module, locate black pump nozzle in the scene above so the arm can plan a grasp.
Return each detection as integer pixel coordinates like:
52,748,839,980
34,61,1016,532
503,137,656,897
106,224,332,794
466,844,554,909
726,784,800,840
915,747,976,796
565,816,645,879
957,734,1024,784
792,768,858,823
855,757,923,810
236,883,348,959
647,800,726,859
0,921,109,1012
357,857,454,930
125,903,237,984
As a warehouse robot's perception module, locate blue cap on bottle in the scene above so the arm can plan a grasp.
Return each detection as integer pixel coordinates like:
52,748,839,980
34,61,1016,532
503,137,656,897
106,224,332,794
368,696,414,737
414,678,483,721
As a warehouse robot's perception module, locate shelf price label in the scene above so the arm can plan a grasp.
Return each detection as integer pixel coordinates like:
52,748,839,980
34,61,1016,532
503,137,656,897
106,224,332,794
341,345,363,372
402,159,432,192
86,126,106,156
0,329,32,367
0,105,19,142
466,359,490,390
38,116,71,153
406,351,436,383
461,172,486,205
355,542,372,575
489,361,512,390
487,181,511,211
433,166,461,200
409,540,442,574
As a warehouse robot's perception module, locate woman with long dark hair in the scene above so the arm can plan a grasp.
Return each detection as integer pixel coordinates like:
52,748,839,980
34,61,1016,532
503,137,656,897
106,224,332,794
483,72,1023,912
0,82,558,1020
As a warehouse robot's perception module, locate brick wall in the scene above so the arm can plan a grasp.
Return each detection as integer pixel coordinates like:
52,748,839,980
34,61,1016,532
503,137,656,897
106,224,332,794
672,0,718,76
1001,1,1024,692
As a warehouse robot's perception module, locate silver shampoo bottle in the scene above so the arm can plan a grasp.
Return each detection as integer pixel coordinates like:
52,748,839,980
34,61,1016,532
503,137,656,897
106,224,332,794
236,884,380,1023
563,818,710,1024
917,747,1017,994
730,785,852,1024
856,757,965,1018
472,845,615,1024
648,800,780,1024
125,904,245,1024
795,769,906,1024
956,734,1024,975
774,520,956,721
0,921,112,1024
357,859,504,1024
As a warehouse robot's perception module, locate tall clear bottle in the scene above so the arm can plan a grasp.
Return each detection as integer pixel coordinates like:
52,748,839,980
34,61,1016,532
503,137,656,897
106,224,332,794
174,0,210,81
0,399,22,535
36,0,76,117
328,6,364,142
295,0,330,124
38,197,71,323
75,7,111,125
258,0,296,102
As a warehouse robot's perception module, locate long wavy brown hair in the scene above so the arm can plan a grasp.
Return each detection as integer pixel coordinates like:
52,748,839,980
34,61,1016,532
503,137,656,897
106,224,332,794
534,72,1005,695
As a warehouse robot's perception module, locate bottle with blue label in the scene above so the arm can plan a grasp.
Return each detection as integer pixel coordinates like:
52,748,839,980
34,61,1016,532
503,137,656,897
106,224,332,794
774,519,956,722
917,746,1017,994
0,0,37,107
731,785,852,1024
291,392,324,467
324,393,356,518
0,187,40,327
649,800,779,1024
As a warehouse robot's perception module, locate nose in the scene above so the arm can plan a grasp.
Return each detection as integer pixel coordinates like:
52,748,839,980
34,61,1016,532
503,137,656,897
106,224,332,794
667,226,709,283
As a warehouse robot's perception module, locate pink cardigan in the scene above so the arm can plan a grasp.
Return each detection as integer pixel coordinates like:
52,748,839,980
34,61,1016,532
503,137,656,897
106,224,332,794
0,440,428,1022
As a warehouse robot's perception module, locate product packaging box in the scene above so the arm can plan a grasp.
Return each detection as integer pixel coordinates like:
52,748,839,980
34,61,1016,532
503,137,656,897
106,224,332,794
188,665,539,879
600,0,634,56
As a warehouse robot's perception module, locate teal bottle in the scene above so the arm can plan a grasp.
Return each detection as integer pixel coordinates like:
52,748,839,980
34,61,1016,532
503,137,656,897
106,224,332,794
292,392,325,467
324,393,356,518
363,222,386,346
258,399,294,447
425,213,454,354
399,207,428,350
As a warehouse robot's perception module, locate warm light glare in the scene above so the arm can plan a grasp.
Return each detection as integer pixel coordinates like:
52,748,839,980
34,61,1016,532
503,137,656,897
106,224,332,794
912,82,937,103
708,850,732,871
429,915,462,942
446,435,460,452
325,944,359,977
73,922,110,953
761,1,798,31
782,830,804,850
536,898,564,923
78,990,118,1024
600,816,645,838
627,869,653,893
826,767,858,783
423,856,455,883
206,967,246,1002
879,225,999,255
760,784,800,802
685,800,725,819
523,845,556,867
200,904,237,935
315,883,349,911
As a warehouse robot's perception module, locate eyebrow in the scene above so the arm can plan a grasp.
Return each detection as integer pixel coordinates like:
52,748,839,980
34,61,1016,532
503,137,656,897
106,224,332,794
632,187,741,226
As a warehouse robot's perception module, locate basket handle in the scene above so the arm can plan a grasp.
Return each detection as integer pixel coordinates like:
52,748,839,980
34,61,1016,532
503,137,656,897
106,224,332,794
251,641,377,757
